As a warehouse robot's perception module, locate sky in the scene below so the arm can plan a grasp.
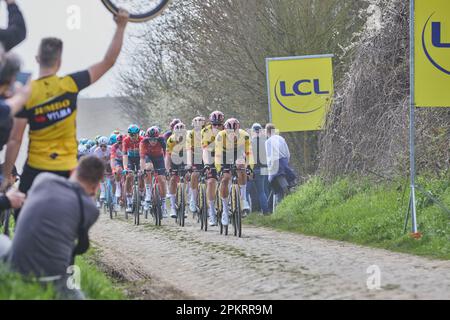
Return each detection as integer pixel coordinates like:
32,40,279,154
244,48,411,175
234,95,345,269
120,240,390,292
1,0,140,98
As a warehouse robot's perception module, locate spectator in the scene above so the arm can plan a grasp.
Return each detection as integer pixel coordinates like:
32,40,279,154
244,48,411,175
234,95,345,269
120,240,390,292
0,0,26,52
0,163,24,211
2,156,105,300
247,123,270,215
1,10,129,221
0,51,31,152
265,123,297,207
0,51,30,210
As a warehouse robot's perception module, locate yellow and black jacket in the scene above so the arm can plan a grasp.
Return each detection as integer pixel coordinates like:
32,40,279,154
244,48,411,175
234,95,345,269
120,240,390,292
16,71,91,171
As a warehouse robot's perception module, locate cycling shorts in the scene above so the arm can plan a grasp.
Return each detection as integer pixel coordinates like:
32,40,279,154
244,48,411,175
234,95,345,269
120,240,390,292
144,155,166,176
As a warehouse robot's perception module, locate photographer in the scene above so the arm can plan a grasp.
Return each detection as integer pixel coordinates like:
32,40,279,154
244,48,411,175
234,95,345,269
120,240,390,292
0,0,27,52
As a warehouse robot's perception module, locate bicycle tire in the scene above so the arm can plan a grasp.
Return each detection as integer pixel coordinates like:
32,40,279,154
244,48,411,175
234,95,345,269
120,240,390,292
107,179,114,219
235,186,242,238
231,185,238,237
153,185,161,226
201,184,207,231
101,0,170,23
216,187,223,235
180,183,185,227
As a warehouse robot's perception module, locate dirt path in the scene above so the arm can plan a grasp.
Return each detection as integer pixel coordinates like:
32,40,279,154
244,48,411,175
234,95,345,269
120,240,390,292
90,213,450,300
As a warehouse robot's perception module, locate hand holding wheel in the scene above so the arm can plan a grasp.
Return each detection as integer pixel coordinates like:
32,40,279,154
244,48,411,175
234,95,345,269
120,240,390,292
101,0,171,23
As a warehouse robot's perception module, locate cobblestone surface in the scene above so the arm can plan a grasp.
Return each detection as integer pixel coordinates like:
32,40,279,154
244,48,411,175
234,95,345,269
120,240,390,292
91,213,450,300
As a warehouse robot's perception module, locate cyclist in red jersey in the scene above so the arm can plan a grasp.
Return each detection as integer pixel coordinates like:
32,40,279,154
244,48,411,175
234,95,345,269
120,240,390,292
140,126,168,217
123,124,144,213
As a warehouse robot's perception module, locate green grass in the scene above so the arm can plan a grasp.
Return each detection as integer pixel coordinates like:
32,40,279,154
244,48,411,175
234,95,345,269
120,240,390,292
0,249,125,300
246,174,450,260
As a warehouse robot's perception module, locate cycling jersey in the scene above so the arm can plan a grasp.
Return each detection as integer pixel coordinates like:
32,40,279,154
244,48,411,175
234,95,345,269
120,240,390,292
139,137,166,158
214,129,254,172
110,143,123,162
92,146,111,162
16,71,91,171
167,134,187,168
201,125,222,163
122,135,142,158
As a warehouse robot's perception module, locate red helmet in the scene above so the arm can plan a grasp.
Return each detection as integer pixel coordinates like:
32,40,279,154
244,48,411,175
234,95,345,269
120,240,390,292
209,111,224,125
116,134,124,143
146,126,160,138
224,118,240,132
170,119,181,130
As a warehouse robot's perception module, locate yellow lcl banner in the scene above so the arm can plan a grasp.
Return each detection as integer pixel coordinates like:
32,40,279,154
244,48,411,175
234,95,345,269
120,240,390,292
415,0,450,107
266,55,334,133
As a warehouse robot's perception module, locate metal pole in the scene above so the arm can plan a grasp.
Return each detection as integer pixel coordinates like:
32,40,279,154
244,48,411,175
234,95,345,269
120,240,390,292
409,0,418,235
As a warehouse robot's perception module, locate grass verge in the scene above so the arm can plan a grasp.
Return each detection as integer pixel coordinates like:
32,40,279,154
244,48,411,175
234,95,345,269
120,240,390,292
0,248,125,300
246,174,450,260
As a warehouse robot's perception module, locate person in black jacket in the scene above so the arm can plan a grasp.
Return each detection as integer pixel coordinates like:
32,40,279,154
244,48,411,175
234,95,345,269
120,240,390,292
0,0,26,52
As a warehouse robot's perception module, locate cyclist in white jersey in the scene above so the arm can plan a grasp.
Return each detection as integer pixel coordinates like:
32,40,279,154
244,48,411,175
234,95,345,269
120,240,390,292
92,136,112,208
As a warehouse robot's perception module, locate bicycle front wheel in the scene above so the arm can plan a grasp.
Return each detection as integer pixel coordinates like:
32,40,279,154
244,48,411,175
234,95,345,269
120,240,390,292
101,0,170,23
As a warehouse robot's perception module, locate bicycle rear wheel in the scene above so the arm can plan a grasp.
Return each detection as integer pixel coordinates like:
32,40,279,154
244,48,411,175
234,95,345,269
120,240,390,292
134,185,140,226
234,185,242,238
200,184,207,231
153,185,162,226
101,0,170,23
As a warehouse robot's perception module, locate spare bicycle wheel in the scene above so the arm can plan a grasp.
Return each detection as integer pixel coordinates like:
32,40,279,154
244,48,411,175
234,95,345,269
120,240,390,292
101,0,171,23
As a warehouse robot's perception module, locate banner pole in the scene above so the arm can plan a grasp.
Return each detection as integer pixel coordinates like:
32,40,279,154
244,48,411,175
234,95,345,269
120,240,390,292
409,0,419,237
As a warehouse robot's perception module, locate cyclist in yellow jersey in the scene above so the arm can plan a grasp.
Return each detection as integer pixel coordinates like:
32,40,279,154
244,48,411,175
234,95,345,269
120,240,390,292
215,118,254,226
1,10,129,209
186,116,206,213
202,111,225,226
165,122,188,219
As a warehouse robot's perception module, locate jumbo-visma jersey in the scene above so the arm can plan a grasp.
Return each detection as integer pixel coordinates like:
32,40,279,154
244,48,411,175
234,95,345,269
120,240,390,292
16,71,91,171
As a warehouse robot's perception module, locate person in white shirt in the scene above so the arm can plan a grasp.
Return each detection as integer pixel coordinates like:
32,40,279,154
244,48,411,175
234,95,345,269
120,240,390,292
265,123,297,207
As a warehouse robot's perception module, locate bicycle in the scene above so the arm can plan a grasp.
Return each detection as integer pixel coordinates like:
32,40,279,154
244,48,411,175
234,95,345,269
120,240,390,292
173,166,188,227
192,168,208,231
102,174,115,219
219,165,249,238
124,165,143,225
143,169,163,226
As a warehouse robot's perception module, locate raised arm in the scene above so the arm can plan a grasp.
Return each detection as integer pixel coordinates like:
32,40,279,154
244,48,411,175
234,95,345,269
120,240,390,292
0,0,27,51
88,9,129,84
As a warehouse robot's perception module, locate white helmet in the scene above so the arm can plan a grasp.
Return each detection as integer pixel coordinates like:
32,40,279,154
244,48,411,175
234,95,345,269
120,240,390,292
98,136,109,146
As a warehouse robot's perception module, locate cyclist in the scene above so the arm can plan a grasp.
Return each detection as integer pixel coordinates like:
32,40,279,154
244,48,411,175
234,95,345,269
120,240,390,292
90,135,102,153
215,118,253,226
92,136,112,208
202,111,225,226
86,140,95,154
163,118,181,142
123,124,144,214
140,126,168,217
77,144,89,160
110,134,124,211
186,116,206,213
165,122,189,219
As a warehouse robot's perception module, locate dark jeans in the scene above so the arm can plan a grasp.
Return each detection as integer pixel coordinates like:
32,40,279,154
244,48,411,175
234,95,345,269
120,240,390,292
247,167,270,214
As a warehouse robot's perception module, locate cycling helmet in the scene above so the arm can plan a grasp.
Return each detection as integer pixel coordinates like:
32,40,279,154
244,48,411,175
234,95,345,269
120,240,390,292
224,118,240,132
139,129,146,137
173,122,186,135
116,134,124,143
146,126,160,138
94,135,102,143
192,116,206,129
98,136,109,146
128,124,140,135
251,123,263,132
109,134,117,145
113,129,120,135
86,140,95,149
79,138,88,145
209,111,225,125
78,144,87,154
170,118,181,130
